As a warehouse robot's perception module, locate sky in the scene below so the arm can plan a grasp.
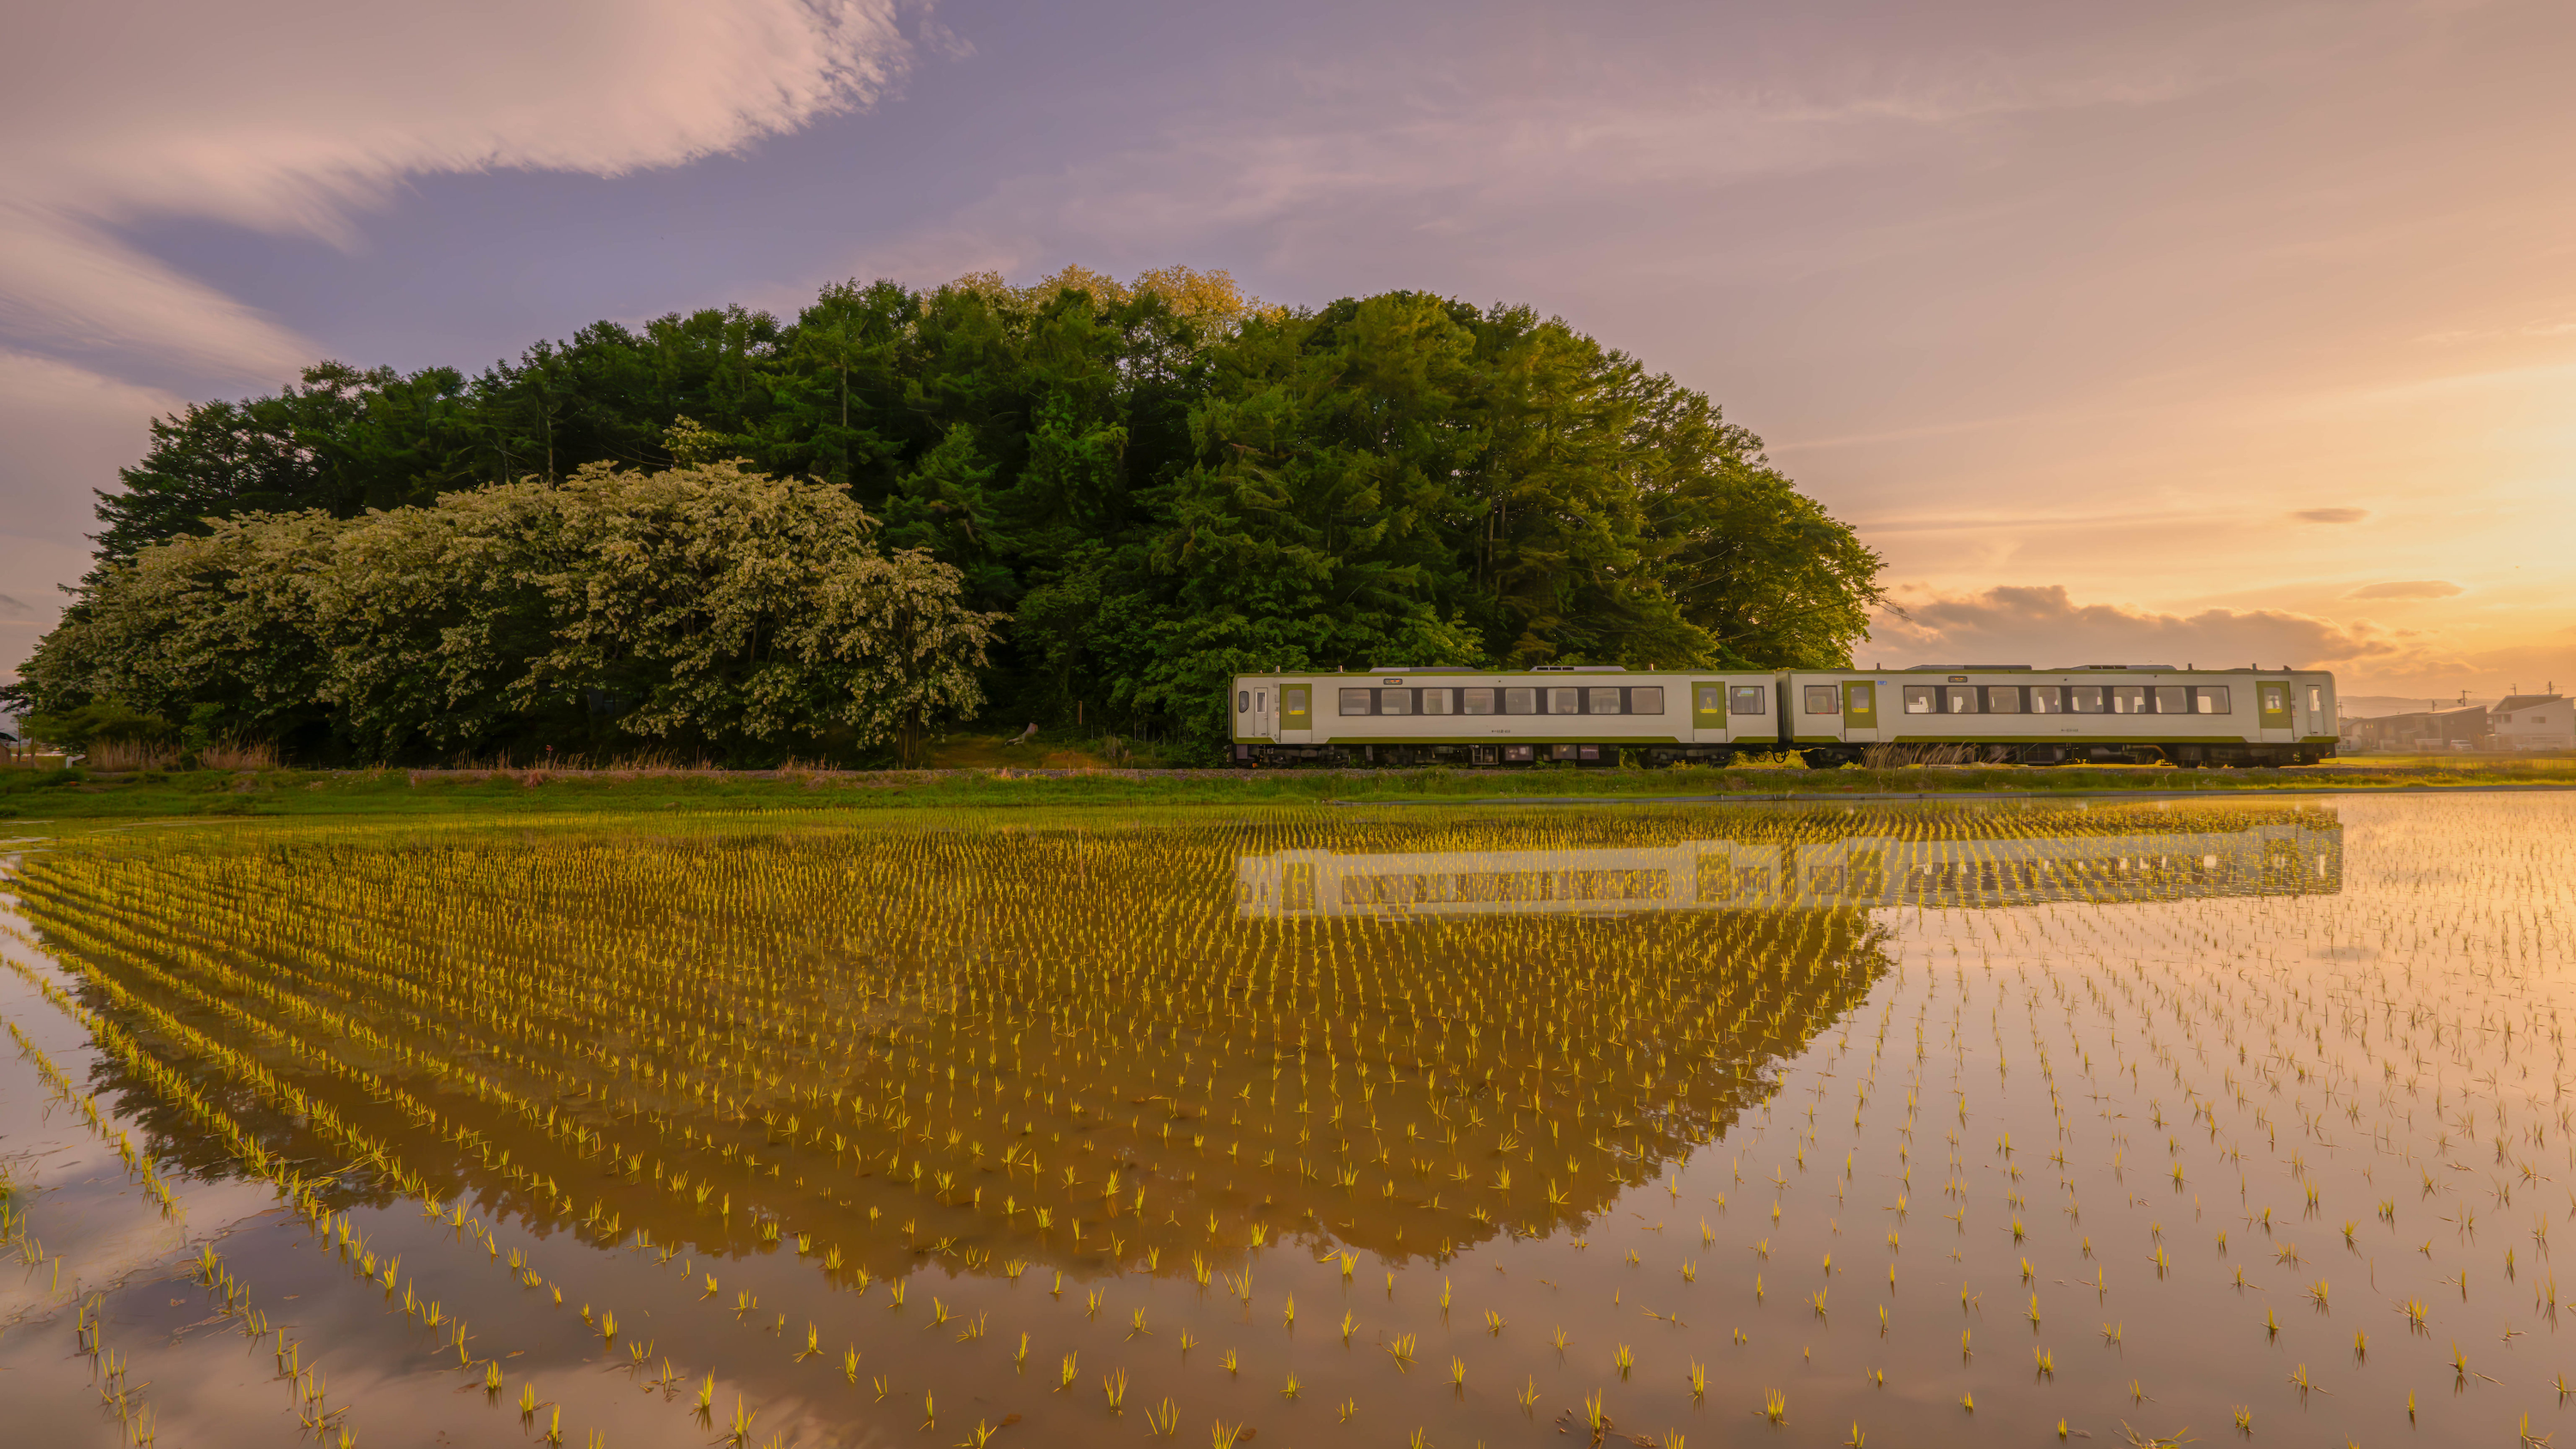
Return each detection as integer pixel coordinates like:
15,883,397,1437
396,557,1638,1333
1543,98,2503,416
4,0,2573,707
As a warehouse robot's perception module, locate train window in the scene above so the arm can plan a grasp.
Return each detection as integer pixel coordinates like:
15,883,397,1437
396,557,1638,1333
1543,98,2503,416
2110,686,2145,714
2029,688,2064,714
1945,686,1978,713
2068,686,2105,713
1803,685,1839,714
1256,691,1266,711
1630,686,1662,714
2154,686,2189,714
1236,690,1249,712
1420,689,1453,716
1378,689,1413,716
1589,688,1623,713
1340,688,1374,715
1904,685,1936,714
2194,686,2230,713
2306,685,2322,715
1985,687,2025,713
1463,688,1495,715
1548,687,1580,714
1729,685,1767,715
1504,687,1536,714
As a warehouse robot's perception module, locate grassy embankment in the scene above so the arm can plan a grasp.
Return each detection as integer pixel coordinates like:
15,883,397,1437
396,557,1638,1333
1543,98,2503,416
4,748,2573,824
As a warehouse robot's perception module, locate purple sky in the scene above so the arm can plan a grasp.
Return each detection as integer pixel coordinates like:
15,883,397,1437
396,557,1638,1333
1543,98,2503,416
6,0,2573,701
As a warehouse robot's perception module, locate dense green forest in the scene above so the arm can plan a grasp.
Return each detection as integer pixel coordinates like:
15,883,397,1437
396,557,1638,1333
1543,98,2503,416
12,266,1885,766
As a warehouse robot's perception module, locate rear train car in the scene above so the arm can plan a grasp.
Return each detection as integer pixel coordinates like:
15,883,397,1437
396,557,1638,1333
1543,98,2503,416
1779,665,2338,767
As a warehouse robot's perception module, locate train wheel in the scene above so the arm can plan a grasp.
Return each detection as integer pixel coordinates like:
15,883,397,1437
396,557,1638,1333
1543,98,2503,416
1800,749,1841,771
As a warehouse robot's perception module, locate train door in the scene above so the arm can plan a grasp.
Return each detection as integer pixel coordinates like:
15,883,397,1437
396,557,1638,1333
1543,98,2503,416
1842,681,1879,743
2257,678,2293,744
1731,678,1776,745
1692,681,1728,743
1251,683,1273,739
1279,683,1312,743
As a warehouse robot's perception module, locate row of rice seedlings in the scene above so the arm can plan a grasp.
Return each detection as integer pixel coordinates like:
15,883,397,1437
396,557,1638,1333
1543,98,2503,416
2,998,361,1446
5,1016,185,1224
0,955,667,1446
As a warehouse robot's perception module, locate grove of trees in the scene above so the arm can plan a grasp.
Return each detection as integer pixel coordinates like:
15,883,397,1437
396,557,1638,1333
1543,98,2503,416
10,265,1886,766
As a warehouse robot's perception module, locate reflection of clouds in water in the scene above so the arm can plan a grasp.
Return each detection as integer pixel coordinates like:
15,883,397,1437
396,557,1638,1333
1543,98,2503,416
1238,808,2342,919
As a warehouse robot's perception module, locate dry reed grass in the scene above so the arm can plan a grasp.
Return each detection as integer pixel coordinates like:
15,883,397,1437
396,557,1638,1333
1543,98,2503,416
198,739,278,771
82,740,185,771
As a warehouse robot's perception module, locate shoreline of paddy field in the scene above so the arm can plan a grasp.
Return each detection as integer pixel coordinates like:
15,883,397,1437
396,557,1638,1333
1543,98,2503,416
4,755,2576,822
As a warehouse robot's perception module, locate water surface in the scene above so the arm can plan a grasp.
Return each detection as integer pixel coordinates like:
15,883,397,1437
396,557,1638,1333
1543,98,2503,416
1,796,2567,1447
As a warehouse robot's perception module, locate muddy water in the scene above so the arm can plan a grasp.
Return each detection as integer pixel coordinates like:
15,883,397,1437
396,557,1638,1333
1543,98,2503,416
0,796,2569,1447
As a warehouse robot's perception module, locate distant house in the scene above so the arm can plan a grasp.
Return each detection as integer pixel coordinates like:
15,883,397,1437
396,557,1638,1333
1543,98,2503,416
2491,694,2573,751
2342,705,2488,752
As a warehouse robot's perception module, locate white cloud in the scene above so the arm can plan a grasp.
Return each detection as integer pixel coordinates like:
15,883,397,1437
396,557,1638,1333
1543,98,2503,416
1864,584,2396,670
0,0,918,383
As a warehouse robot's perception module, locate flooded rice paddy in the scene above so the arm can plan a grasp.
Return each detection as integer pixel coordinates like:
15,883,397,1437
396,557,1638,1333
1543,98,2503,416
3,794,2573,1448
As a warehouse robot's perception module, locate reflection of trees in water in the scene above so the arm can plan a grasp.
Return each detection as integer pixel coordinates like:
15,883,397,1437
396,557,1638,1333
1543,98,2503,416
927,901,1900,1268
15,815,1894,1294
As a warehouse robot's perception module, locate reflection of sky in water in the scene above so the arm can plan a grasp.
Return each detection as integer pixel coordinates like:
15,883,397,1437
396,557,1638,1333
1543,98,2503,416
13,797,2576,1449
1239,808,2342,918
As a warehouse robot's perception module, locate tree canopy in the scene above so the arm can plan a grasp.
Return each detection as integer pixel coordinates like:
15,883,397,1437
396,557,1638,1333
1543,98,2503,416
21,463,997,764
16,265,1884,764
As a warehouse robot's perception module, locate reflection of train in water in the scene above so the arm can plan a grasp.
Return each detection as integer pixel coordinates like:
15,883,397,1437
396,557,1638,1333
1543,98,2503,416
1236,813,2341,919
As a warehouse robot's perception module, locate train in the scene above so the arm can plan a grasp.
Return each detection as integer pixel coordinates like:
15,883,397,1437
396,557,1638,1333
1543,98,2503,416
1227,664,2338,768
1235,812,2342,919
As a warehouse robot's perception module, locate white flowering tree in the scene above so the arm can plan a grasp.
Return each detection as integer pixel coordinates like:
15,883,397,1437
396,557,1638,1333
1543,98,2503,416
18,461,1002,764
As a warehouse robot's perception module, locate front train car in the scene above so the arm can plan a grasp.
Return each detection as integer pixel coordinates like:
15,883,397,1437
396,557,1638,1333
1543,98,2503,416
1777,664,2337,768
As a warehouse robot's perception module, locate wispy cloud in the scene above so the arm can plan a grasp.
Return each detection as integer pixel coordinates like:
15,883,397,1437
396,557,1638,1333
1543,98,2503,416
1865,584,2396,670
2292,507,2371,524
2344,579,2465,600
0,0,922,385
816,4,2313,298
2417,318,2576,345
